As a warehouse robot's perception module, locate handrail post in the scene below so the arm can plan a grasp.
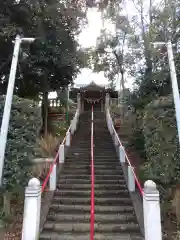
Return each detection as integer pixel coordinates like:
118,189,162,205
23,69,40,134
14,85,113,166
119,145,125,163
66,131,71,147
128,166,135,192
143,180,162,240
59,144,64,163
49,164,57,191
22,178,41,240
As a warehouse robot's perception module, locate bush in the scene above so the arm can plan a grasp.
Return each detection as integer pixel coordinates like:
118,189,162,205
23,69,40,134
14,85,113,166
142,95,180,213
0,96,41,216
131,129,146,158
49,120,68,137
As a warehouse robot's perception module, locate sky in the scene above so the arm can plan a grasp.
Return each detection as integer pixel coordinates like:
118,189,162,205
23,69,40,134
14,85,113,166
50,0,154,98
75,0,161,90
75,2,138,90
75,8,109,87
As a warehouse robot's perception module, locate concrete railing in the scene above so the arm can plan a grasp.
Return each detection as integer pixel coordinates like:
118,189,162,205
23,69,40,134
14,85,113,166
21,108,80,240
106,107,162,240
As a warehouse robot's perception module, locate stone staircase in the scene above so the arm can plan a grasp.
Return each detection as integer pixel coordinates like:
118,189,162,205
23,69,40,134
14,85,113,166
39,111,143,240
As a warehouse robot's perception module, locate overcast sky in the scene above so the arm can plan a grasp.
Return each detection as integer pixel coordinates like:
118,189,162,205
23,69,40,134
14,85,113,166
50,0,156,98
75,2,140,90
75,0,162,90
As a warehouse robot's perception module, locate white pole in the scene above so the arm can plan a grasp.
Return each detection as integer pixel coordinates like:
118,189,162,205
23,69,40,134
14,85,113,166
0,35,35,185
167,41,180,145
0,35,21,185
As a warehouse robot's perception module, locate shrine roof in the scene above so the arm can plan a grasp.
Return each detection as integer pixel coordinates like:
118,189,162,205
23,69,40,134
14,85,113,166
80,81,105,91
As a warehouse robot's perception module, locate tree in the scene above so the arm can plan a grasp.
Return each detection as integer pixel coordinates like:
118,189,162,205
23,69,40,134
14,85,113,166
0,0,85,135
130,0,180,110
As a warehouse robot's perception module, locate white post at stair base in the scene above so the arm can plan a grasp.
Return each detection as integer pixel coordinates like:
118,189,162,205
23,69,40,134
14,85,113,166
59,144,64,163
22,178,41,240
143,180,162,240
119,146,125,163
128,166,135,192
49,164,56,191
66,131,71,147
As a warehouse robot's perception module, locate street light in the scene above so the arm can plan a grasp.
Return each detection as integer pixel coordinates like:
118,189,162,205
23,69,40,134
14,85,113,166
153,40,180,145
0,35,35,185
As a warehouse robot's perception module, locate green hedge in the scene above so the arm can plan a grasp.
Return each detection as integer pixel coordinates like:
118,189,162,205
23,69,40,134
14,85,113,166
0,96,42,192
142,95,180,198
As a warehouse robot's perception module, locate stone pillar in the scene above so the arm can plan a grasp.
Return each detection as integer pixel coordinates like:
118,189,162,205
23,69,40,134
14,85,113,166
22,178,41,240
143,180,162,240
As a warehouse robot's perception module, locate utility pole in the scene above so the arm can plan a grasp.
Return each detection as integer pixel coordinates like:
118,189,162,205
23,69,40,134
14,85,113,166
153,41,180,145
0,35,35,185
167,41,180,144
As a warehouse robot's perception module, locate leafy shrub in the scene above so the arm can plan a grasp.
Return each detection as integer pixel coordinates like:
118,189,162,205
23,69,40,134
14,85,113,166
142,95,180,213
131,129,146,159
50,121,68,137
0,96,41,216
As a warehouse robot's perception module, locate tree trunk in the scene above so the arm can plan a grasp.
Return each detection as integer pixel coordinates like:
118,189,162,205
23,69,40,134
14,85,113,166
139,0,153,85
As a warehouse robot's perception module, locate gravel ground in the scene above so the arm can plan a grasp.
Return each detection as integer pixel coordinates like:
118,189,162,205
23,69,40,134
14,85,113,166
2,189,54,240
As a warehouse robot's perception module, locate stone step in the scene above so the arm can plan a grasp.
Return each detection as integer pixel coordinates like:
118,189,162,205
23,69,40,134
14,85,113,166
56,183,127,190
50,204,135,214
54,189,129,198
39,232,143,240
64,163,122,168
60,174,125,180
66,158,119,162
67,154,117,158
52,197,132,205
62,169,123,175
64,164,122,170
46,212,137,223
58,179,126,184
42,222,140,233
68,150,116,154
